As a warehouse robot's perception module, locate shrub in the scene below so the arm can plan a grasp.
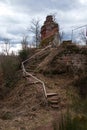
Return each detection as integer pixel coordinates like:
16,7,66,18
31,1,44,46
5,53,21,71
40,35,54,47
1,111,13,120
74,74,87,98
72,97,87,115
60,43,80,54
53,111,87,130
1,56,20,88
19,49,29,61
80,46,87,55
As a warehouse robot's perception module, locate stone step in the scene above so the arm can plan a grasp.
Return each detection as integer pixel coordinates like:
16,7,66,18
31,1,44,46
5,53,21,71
26,65,37,69
47,97,58,101
47,93,58,97
47,98,60,103
26,65,36,67
48,100,58,104
24,74,30,77
26,69,34,72
26,81,40,85
51,104,59,109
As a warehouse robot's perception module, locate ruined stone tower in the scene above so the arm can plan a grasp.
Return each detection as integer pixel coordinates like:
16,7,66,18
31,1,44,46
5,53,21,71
40,15,59,47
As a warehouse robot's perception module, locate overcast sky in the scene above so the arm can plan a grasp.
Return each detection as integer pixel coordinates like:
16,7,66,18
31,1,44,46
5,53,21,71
0,0,87,47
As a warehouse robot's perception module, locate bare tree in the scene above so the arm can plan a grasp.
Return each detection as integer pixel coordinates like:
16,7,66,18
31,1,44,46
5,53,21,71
21,35,28,50
28,18,41,48
3,38,11,55
79,30,87,45
59,31,64,43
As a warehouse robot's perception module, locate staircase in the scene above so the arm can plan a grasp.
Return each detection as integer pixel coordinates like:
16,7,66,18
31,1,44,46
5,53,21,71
22,45,60,109
47,93,60,109
23,73,60,108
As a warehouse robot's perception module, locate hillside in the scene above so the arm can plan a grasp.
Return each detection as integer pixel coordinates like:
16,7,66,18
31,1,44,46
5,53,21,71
26,43,87,75
0,43,87,130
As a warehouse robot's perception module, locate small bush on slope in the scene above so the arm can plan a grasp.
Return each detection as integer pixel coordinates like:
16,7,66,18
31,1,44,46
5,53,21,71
1,56,20,88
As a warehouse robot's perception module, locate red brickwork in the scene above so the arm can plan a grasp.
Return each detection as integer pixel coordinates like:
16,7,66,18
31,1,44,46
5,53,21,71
41,15,59,41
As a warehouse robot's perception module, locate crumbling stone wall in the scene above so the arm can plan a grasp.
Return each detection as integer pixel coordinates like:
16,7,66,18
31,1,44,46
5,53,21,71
40,15,59,47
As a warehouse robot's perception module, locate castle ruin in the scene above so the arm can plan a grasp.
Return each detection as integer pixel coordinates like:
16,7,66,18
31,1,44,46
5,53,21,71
40,15,60,47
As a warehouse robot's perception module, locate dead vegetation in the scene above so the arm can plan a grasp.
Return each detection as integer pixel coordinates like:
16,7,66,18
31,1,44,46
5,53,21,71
0,43,87,129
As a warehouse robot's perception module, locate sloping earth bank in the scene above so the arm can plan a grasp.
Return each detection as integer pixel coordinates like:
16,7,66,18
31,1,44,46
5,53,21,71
0,43,87,130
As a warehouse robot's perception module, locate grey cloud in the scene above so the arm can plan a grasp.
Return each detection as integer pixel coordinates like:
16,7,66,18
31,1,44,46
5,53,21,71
0,0,87,47
7,0,80,13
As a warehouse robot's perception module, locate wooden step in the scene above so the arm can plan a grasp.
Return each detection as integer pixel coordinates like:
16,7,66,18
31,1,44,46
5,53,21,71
47,93,58,97
25,74,30,77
